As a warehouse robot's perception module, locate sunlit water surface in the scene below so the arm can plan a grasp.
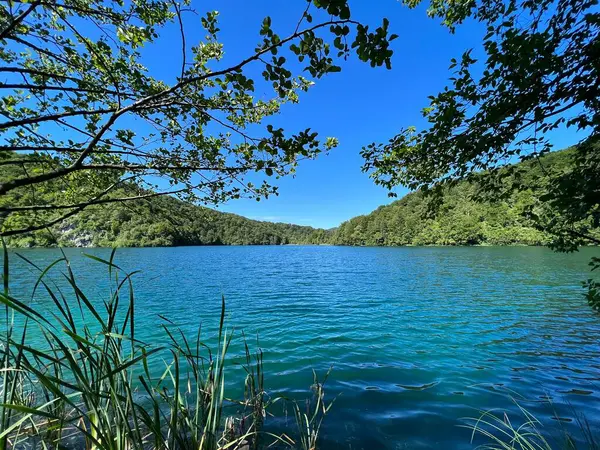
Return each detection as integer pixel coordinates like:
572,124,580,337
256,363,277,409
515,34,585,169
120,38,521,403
8,246,600,449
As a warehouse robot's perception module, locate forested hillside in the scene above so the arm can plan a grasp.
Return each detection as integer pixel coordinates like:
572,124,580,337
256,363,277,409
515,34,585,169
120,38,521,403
330,147,598,246
1,163,330,247
3,194,330,247
331,185,545,246
3,147,596,248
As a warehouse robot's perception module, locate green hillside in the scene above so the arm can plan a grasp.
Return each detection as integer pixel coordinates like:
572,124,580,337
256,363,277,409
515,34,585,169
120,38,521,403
4,196,331,247
1,176,330,248
3,147,596,248
330,148,597,246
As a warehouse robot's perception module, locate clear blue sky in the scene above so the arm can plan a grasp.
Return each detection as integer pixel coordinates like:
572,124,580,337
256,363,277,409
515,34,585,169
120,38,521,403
143,0,581,229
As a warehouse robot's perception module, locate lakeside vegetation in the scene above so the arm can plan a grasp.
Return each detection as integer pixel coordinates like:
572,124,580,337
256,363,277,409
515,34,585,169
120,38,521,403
0,248,333,450
331,147,600,247
4,147,598,249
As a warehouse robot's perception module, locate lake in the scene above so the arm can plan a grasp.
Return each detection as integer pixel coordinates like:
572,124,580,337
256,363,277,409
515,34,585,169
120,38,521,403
7,246,600,449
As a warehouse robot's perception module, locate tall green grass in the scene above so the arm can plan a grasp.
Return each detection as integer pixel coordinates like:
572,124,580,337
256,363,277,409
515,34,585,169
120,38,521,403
0,245,331,450
464,398,600,450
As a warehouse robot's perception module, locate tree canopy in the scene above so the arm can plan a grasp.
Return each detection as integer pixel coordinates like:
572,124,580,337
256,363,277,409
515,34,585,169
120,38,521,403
333,147,599,247
361,0,599,306
363,0,598,198
0,0,395,236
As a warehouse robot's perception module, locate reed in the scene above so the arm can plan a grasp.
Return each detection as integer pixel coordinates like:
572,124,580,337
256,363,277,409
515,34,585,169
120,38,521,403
291,369,336,450
464,399,600,450
0,245,329,450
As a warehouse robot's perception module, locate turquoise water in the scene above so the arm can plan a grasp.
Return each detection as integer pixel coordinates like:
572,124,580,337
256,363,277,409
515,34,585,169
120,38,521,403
8,246,600,449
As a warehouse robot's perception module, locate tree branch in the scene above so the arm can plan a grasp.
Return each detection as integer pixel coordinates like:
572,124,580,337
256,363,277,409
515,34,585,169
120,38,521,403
0,107,117,130
8,35,75,67
0,188,190,212
0,83,127,97
567,229,600,246
0,67,82,84
0,176,125,236
0,18,358,196
0,0,41,40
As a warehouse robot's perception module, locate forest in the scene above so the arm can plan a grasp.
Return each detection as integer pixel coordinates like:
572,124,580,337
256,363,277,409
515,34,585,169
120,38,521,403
3,146,596,248
0,169,328,247
329,148,586,246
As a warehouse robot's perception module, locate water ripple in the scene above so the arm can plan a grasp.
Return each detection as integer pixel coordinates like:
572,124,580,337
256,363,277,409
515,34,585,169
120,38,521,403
8,245,600,449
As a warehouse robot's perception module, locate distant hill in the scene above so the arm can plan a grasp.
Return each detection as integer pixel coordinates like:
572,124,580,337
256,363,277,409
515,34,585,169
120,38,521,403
4,194,332,247
0,165,330,247
3,147,593,248
329,148,589,246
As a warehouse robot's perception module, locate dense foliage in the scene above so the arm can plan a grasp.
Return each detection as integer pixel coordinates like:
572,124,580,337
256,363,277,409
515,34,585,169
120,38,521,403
2,181,329,248
0,0,395,236
363,0,598,197
331,186,547,246
5,146,598,249
332,147,600,247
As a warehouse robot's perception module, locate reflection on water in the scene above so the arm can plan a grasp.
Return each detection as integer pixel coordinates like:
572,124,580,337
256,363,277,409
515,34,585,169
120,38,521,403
8,246,600,449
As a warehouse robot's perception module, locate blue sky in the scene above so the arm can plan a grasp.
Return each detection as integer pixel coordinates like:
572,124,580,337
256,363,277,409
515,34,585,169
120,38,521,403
143,0,582,229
